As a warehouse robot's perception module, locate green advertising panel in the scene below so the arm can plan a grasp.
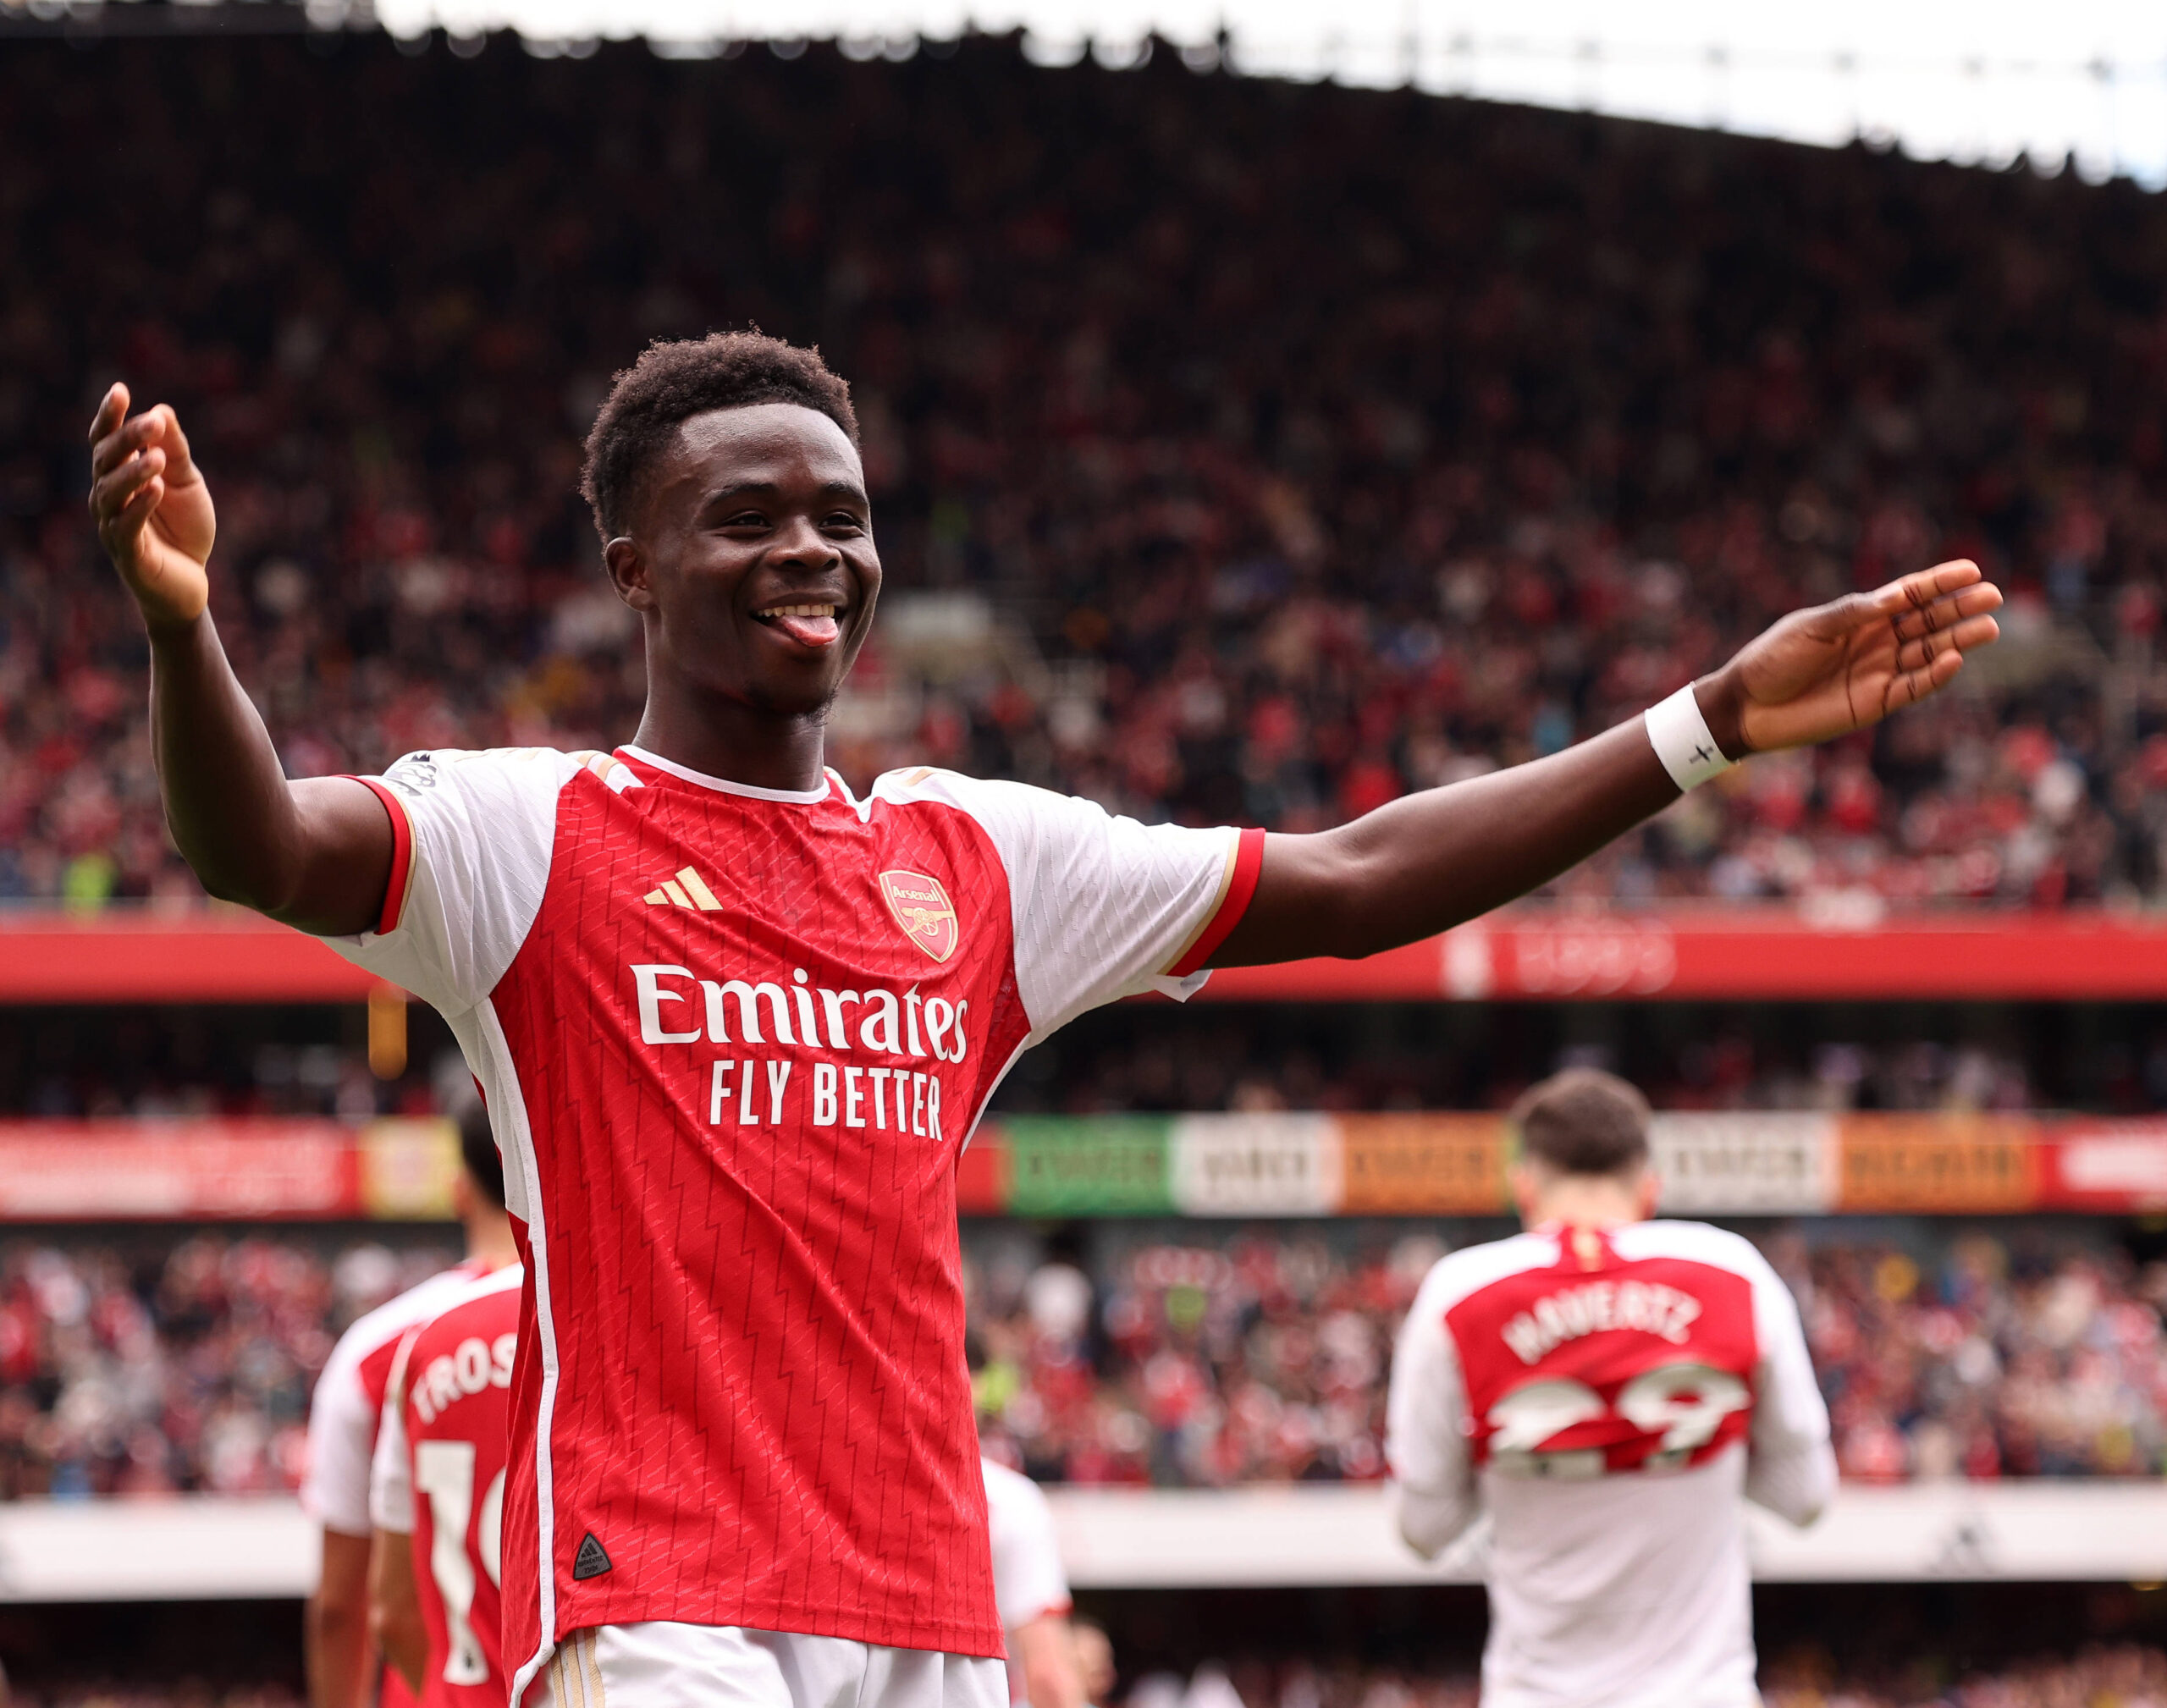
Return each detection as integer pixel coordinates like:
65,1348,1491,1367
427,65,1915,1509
1000,1116,1174,1215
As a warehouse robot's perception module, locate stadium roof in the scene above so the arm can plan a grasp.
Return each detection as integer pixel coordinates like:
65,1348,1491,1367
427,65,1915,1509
8,1,2165,185
350,0,2167,187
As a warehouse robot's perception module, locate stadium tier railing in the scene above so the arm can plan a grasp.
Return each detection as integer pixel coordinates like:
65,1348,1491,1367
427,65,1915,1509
0,1110,2162,1219
16,905,2167,1003
4,1482,2163,1601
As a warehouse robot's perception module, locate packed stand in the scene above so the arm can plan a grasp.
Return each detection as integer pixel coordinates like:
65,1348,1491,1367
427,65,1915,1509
1756,1644,2167,1708
1106,1650,2167,1708
971,1234,1421,1485
14,1690,301,1708
0,1233,454,1498
6,38,2167,909
4,1223,2164,1497
968,1227,2167,1485
13,1654,2167,1708
1772,1231,2167,1479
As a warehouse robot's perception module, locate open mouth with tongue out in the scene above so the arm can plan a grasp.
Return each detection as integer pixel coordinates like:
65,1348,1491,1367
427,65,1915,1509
753,601,843,649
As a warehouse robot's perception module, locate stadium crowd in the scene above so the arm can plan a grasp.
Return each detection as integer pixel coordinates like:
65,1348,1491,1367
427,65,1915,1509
7,37,2167,910
17,1648,2167,1708
970,1230,2167,1485
1758,1645,2167,1708
5,1222,2161,1497
0,1233,454,1498
1120,1650,2167,1708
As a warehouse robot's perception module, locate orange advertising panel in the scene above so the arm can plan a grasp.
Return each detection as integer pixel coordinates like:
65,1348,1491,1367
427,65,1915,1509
356,1118,461,1219
1837,1115,2045,1212
1338,1114,1509,1214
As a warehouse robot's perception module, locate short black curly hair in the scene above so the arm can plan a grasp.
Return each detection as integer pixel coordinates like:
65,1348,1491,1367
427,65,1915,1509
579,331,859,543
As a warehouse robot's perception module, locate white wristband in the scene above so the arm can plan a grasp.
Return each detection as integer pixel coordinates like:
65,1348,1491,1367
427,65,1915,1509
1643,683,1735,792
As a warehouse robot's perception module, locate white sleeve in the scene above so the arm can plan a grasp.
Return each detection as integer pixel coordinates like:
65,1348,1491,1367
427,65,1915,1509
983,1461,1071,1629
301,1320,383,1538
1743,1251,1837,1527
1385,1266,1481,1558
322,747,612,1014
875,771,1261,1039
369,1331,419,1534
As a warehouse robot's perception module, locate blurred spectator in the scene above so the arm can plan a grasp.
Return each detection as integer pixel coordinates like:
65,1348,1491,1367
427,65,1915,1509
4,40,2167,911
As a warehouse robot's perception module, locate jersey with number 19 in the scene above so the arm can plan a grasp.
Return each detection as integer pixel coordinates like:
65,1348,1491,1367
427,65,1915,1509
322,744,1263,1702
1387,1220,1837,1708
373,1264,525,1708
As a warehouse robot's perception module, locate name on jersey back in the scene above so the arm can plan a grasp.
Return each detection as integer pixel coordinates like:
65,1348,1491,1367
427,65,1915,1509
411,1331,518,1426
1501,1279,1704,1366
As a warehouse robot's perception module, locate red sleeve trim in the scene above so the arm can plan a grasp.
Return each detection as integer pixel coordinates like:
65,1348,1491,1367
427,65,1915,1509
1167,825,1265,978
347,775,415,937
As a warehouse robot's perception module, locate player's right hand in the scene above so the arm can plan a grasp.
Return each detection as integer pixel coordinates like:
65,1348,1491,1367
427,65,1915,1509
88,383,215,627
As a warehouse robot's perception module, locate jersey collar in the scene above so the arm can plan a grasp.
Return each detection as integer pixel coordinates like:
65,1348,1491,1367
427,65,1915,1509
616,744,839,805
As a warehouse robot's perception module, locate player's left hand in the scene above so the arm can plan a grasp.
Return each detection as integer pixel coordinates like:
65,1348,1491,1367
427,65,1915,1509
1701,560,2004,755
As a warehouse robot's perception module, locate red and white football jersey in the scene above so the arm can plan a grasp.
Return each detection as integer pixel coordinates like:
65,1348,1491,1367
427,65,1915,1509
372,1264,525,1708
303,1257,502,1708
982,1458,1070,1707
325,745,1261,1698
983,1459,1069,1634
304,1258,499,1536
1387,1220,1835,1708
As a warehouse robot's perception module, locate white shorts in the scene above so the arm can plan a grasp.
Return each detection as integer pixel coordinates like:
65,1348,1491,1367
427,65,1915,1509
525,1624,1009,1708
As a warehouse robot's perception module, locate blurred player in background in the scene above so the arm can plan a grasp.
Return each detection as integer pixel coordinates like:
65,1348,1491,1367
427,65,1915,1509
369,1259,526,1707
89,335,1992,1708
1069,1622,1115,1708
982,1457,1084,1708
302,1108,516,1708
1387,1069,1836,1708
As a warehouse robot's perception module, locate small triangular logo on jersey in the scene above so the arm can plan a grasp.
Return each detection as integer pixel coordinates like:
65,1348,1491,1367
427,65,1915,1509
572,1533,612,1580
642,866,724,912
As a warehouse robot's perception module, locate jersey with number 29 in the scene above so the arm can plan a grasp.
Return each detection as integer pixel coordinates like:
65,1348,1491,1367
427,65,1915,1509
373,1264,524,1708
1387,1220,1836,1708
323,744,1262,1703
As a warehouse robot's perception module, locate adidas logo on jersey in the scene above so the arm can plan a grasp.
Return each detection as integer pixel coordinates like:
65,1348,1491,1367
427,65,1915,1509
644,867,724,911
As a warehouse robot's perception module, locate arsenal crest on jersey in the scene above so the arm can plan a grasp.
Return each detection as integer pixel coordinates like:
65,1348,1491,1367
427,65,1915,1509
879,869,959,963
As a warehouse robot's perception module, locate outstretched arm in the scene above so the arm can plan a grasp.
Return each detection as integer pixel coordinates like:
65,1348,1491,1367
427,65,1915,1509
88,384,391,935
1215,563,2002,967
